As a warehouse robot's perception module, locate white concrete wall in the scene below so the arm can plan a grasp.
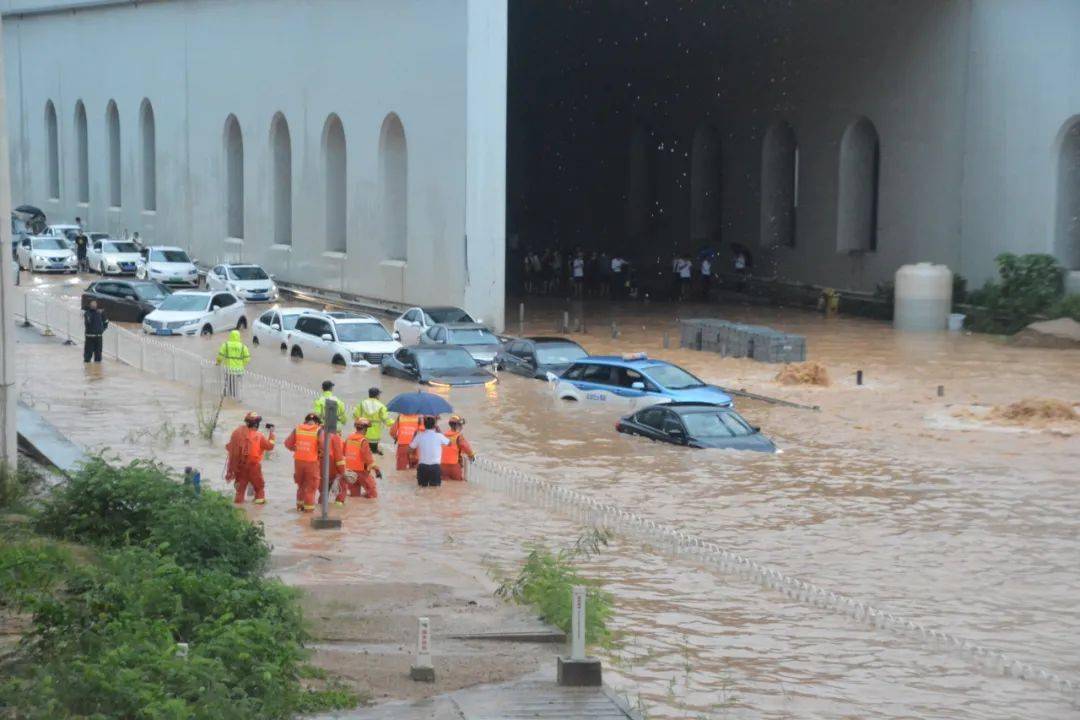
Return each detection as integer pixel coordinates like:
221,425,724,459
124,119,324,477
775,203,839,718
2,0,507,328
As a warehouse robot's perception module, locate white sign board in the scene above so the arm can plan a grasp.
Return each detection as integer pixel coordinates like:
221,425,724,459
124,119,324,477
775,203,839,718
571,586,586,660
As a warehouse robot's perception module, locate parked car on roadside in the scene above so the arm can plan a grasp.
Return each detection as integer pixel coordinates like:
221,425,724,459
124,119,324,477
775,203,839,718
141,290,245,336
616,402,776,452
15,235,77,273
418,322,502,365
87,239,141,275
287,311,401,366
135,246,200,287
550,353,732,410
252,306,314,350
393,305,477,345
380,345,497,387
205,263,279,302
81,279,172,322
496,336,589,379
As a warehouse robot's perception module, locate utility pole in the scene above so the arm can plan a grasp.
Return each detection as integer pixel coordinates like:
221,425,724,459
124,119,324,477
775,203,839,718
0,17,17,474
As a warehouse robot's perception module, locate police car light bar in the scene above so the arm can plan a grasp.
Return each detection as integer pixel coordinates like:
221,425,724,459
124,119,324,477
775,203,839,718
621,352,648,361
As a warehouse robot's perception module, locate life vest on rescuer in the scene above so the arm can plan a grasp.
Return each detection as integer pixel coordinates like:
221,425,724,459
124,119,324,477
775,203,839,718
293,423,320,462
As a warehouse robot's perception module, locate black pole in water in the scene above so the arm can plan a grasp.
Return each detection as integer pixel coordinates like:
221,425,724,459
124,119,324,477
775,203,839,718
856,370,863,386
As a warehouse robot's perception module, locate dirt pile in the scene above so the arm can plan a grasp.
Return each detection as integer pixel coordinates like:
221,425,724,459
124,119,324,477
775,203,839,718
987,399,1080,426
1010,318,1080,349
775,361,830,386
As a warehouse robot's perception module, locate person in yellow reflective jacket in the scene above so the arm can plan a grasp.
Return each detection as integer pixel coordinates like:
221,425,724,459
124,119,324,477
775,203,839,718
352,386,390,454
313,379,348,430
215,329,250,397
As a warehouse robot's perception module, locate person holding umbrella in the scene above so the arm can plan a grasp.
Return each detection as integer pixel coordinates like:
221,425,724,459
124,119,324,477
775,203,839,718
410,416,449,487
385,391,454,474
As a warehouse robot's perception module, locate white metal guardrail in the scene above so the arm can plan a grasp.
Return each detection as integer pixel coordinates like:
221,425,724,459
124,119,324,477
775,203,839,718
13,288,1079,708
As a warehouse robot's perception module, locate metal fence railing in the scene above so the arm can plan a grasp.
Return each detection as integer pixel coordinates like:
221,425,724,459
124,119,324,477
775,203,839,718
13,287,1078,708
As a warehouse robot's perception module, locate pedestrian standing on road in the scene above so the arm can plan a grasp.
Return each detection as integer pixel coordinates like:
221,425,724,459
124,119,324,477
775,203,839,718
410,416,449,487
610,255,627,300
225,411,275,504
572,252,585,298
677,255,693,301
700,256,713,300
313,379,348,429
215,329,251,398
353,386,390,454
75,216,84,231
83,300,108,363
74,233,89,272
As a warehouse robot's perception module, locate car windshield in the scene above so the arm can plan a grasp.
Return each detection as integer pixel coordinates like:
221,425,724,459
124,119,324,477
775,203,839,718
229,266,269,280
425,308,473,324
150,250,191,263
681,411,755,438
448,328,498,345
105,242,139,254
336,323,393,342
89,233,110,241
133,283,170,301
416,348,477,371
157,294,208,312
646,364,705,390
535,344,588,364
31,238,67,250
282,314,303,330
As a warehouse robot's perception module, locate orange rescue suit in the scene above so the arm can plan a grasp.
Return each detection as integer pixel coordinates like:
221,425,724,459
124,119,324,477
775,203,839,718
285,422,322,510
225,425,274,504
337,432,378,502
440,430,475,482
390,414,422,471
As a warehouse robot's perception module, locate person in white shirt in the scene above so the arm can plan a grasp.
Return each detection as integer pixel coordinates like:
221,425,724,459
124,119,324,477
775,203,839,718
700,256,713,300
610,256,627,299
677,255,692,300
409,416,450,487
572,252,585,298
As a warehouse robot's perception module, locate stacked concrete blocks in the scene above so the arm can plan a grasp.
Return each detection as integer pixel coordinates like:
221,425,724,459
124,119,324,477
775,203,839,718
679,319,806,364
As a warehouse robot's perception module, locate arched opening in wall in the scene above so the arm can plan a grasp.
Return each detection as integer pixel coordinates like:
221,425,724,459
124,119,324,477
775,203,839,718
690,123,721,246
836,117,880,253
379,113,407,261
45,100,59,200
1055,117,1080,270
322,114,347,254
105,100,121,208
140,100,156,212
270,113,292,246
626,123,655,249
75,101,89,204
224,115,244,239
760,121,798,249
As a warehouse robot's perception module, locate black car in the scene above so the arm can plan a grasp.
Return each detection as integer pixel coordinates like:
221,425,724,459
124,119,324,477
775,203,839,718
381,345,497,387
616,402,776,452
496,336,589,379
81,279,172,322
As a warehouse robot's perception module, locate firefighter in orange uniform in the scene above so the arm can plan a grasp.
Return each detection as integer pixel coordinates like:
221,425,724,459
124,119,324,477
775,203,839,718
389,413,423,471
440,415,475,482
335,418,381,504
318,430,348,507
225,411,276,504
284,413,322,512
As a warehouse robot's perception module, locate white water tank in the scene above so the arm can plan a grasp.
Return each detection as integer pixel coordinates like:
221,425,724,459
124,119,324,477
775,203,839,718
893,263,953,332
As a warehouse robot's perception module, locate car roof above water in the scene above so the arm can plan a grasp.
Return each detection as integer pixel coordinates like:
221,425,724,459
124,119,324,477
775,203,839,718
323,310,380,323
572,354,669,370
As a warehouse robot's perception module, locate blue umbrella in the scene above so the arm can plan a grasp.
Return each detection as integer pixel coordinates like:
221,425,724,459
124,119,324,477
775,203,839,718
386,391,453,416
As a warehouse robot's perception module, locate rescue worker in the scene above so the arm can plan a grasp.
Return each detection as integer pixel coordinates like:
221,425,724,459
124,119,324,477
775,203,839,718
313,380,347,429
284,413,322,512
389,412,423,471
440,415,476,482
335,418,382,504
225,411,275,504
215,329,251,398
353,387,390,454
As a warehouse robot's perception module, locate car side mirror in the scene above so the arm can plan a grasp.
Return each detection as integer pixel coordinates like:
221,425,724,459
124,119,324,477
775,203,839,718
269,273,276,280
392,330,400,340
751,425,761,433
631,381,645,390
271,323,281,331
320,333,333,341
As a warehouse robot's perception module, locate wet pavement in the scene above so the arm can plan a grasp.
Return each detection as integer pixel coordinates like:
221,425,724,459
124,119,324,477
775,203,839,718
13,271,1080,718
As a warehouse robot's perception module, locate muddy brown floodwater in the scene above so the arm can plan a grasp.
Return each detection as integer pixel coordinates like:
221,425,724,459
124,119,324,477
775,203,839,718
18,273,1080,719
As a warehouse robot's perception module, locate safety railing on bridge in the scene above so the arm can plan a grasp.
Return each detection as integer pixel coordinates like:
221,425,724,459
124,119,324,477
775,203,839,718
12,287,1078,708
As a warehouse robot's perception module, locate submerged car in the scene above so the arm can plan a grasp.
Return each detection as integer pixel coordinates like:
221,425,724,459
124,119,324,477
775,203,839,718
81,279,172,322
141,290,245,336
252,306,314,350
496,336,589,379
136,246,200,286
87,238,141,275
206,263,279,302
393,305,477,345
551,353,732,410
616,402,776,452
287,311,401,366
15,235,77,273
418,322,502,365
380,345,497,387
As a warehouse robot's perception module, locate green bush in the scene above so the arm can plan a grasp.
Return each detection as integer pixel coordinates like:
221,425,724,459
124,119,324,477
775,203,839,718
36,458,268,577
1048,294,1080,322
965,253,1065,333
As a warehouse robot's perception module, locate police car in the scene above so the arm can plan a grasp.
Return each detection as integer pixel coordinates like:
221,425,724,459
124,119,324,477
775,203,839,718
550,353,732,410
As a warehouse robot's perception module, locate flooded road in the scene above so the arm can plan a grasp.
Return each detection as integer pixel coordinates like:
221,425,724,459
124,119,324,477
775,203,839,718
16,272,1080,718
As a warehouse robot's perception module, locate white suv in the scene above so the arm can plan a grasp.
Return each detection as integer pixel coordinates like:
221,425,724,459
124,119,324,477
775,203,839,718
288,311,401,367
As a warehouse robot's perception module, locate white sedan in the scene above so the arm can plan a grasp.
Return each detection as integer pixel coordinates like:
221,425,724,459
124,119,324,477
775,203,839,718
88,239,142,275
252,306,313,350
206,263,279,302
16,235,77,273
393,305,477,345
141,290,246,336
